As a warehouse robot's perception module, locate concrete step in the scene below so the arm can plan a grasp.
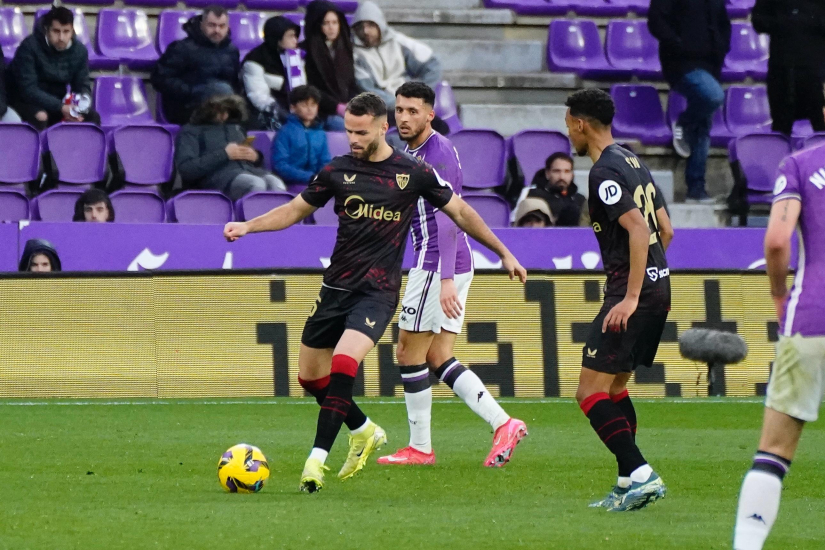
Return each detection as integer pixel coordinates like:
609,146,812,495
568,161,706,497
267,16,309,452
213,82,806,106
667,204,726,228
424,39,545,73
460,103,567,136
383,8,515,25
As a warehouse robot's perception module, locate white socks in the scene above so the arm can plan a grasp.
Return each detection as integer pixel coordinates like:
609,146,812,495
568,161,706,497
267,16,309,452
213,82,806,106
401,365,433,454
439,359,510,431
308,447,328,464
734,470,783,549
630,464,653,484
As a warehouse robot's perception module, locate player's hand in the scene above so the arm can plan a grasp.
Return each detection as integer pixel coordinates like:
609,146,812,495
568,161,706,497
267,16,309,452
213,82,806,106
502,253,527,283
602,297,638,333
224,221,249,242
772,294,786,322
440,278,462,319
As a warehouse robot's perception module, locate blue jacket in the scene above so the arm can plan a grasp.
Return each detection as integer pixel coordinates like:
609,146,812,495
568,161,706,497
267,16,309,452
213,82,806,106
271,114,331,185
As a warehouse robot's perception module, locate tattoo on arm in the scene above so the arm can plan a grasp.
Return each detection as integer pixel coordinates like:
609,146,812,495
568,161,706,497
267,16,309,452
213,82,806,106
780,201,789,222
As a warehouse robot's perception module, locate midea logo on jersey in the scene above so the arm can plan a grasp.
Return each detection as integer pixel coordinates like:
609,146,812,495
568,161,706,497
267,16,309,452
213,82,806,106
646,267,670,282
344,195,402,221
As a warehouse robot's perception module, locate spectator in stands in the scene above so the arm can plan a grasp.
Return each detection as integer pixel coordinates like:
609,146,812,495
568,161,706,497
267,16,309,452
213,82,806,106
752,0,825,136
271,86,331,187
175,95,285,200
649,0,729,203
152,6,240,126
242,16,303,131
19,239,62,272
1,50,21,123
73,189,114,222
352,1,442,116
514,153,587,227
301,0,358,131
514,197,553,228
8,7,99,130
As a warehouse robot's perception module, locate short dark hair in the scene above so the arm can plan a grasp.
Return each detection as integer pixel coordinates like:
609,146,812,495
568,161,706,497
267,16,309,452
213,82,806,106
545,152,574,171
346,92,387,118
202,5,228,19
565,88,615,127
395,82,435,107
190,94,247,124
289,85,321,106
73,189,115,222
43,6,74,28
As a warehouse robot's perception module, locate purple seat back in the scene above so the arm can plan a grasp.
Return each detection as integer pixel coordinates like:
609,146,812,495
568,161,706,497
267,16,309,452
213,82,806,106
726,86,771,135
611,0,650,14
0,189,29,222
326,131,350,157
110,190,166,222
31,189,84,221
668,91,732,146
450,129,506,189
229,11,265,58
94,76,154,127
727,0,755,17
283,13,306,41
45,124,108,185
605,20,660,75
726,23,768,68
167,190,233,223
245,0,301,10
125,0,176,7
157,10,198,53
247,131,276,170
96,9,159,63
113,125,174,186
235,191,294,221
312,200,338,226
548,20,605,68
610,85,671,145
434,81,463,134
462,193,510,228
0,8,26,59
510,130,571,183
802,133,825,150
187,0,240,8
298,0,357,12
735,134,791,194
0,123,41,185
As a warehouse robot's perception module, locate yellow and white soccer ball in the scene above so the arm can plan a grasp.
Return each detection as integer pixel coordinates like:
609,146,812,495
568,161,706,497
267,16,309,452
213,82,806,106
217,444,270,493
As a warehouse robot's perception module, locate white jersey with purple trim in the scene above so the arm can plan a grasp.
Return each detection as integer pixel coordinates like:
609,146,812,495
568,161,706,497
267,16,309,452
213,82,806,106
406,131,473,275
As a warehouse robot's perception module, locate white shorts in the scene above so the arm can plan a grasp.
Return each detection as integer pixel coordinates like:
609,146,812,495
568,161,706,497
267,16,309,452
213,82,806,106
398,268,473,334
765,334,825,422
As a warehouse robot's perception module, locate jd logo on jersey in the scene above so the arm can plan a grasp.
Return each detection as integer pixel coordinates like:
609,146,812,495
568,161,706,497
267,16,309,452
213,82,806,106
396,174,410,190
344,195,402,221
599,180,622,205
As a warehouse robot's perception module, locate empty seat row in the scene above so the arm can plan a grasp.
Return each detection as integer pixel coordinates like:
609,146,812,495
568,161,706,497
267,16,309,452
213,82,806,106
4,0,357,13
485,0,753,17
548,20,768,82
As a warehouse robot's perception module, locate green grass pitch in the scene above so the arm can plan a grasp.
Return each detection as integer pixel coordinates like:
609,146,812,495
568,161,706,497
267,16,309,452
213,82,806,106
0,398,822,549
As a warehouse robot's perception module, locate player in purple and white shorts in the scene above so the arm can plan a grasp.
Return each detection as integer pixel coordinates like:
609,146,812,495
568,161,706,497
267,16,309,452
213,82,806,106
733,137,825,549
377,82,527,468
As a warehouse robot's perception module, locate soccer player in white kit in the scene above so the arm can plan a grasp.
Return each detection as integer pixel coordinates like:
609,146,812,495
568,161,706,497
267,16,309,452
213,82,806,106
733,138,825,548
377,82,528,467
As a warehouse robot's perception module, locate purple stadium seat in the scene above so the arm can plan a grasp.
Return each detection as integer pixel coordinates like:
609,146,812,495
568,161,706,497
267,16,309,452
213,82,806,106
0,189,29,222
611,0,649,14
450,129,507,189
726,86,771,136
44,124,108,187
434,81,463,134
297,0,358,12
564,0,629,17
547,20,627,79
801,133,825,150
734,134,790,204
31,189,84,221
186,0,240,10
229,11,265,60
723,23,768,81
245,0,300,10
125,0,177,7
326,131,350,157
95,76,154,127
34,8,115,70
510,130,571,182
112,126,174,190
0,123,40,187
312,200,338,226
167,190,233,223
606,20,662,79
247,131,276,170
110,190,166,223
157,10,198,54
792,120,814,139
483,0,567,15
463,193,510,228
666,91,733,147
96,9,159,69
235,191,294,221
727,0,755,18
610,85,671,146
0,8,26,59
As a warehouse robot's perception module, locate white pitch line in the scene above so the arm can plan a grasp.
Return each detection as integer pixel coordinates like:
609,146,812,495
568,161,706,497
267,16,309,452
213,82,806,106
0,398,766,406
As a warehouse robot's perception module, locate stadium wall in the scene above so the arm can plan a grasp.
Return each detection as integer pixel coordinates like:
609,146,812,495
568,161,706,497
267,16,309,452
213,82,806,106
0,271,778,399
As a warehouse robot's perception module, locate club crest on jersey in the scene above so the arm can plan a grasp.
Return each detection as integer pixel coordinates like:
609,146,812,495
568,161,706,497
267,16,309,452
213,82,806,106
396,173,410,190
599,180,622,205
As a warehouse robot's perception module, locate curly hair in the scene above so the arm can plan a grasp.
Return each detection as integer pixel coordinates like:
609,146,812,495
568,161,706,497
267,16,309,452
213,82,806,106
565,88,615,127
190,94,248,125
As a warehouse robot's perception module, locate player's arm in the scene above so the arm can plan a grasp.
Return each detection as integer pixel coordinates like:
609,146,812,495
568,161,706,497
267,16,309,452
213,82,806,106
764,197,801,320
655,207,674,251
224,195,317,241
603,208,650,333
441,194,527,283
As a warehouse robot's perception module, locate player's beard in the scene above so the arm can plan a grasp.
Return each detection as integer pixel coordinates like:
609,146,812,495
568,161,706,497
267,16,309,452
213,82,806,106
399,121,427,145
353,137,381,160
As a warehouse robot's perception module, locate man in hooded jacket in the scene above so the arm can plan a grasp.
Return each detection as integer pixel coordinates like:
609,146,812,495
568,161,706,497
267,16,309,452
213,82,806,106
152,6,240,125
19,239,61,272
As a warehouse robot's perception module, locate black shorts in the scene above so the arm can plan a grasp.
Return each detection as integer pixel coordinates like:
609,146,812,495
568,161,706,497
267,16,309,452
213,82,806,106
300,286,398,349
581,304,668,375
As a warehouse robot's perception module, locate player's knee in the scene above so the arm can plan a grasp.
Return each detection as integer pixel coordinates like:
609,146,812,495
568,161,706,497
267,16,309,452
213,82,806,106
575,387,589,405
395,340,412,365
425,348,451,371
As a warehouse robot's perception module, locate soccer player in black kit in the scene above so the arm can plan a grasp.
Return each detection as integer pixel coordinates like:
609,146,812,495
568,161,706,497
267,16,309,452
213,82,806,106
564,89,675,511
224,93,527,493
